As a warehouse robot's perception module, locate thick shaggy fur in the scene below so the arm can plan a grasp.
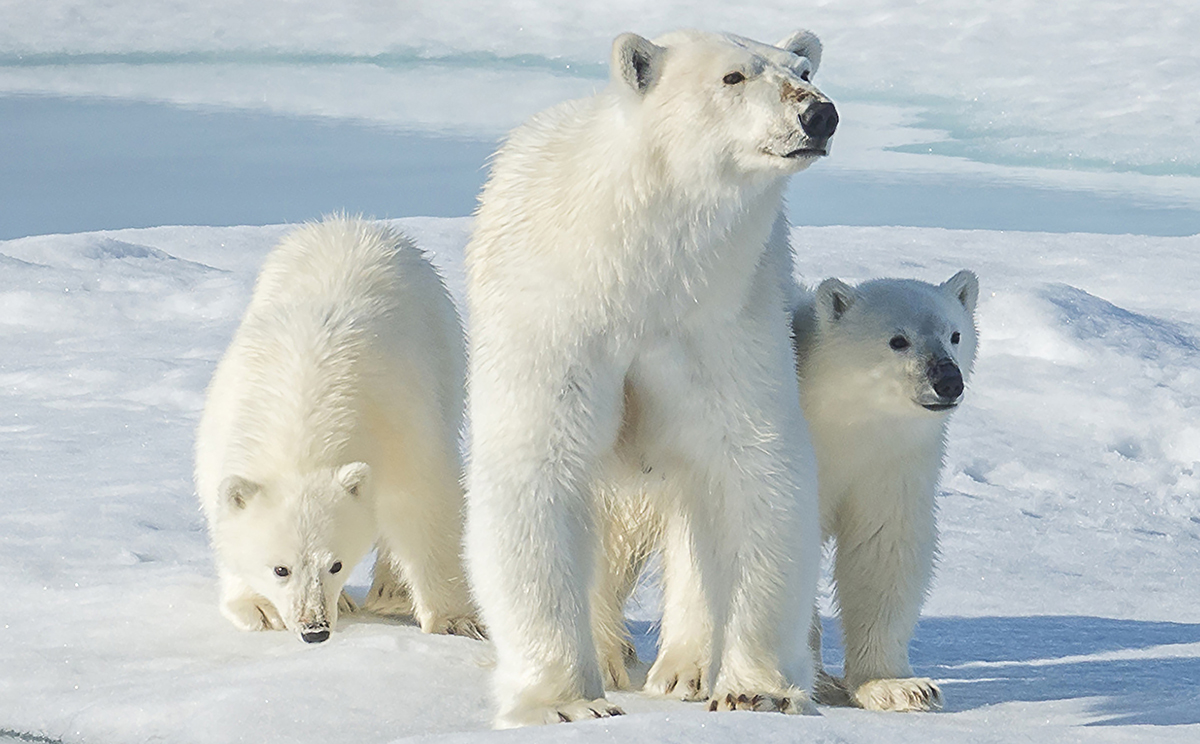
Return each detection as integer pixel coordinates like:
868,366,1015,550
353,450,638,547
463,29,836,728
795,271,979,711
195,216,478,643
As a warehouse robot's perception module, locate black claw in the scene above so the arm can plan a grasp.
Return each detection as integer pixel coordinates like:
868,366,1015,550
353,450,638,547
590,707,602,718
687,677,701,694
558,712,571,723
708,699,719,712
664,675,678,694
609,707,624,716
779,696,791,713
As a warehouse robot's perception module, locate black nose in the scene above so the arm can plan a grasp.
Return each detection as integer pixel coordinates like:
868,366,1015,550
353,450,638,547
930,359,964,400
800,101,839,139
301,628,330,644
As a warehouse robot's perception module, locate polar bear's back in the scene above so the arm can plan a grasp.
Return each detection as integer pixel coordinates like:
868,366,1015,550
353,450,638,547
252,217,442,323
196,217,464,511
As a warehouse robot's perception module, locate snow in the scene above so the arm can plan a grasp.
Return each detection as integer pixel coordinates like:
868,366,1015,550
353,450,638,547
2,220,1198,743
2,1,1199,742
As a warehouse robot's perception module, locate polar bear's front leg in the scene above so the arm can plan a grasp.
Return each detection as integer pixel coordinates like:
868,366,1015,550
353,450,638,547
699,482,819,717
692,334,820,715
833,486,941,711
372,413,483,638
378,488,482,637
466,357,628,728
631,320,821,716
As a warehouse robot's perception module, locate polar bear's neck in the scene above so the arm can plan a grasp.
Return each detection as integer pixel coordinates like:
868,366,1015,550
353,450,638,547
470,95,792,328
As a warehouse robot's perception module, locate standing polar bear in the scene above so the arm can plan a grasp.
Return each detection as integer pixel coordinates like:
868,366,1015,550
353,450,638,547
795,271,979,711
195,216,479,643
464,29,837,727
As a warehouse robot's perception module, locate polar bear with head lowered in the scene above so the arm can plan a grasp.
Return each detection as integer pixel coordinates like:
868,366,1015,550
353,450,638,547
464,29,837,727
795,271,979,711
195,216,479,644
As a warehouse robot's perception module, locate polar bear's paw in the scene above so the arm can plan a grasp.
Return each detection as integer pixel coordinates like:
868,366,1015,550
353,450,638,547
428,614,487,640
707,689,819,715
497,698,625,728
853,678,942,712
601,640,637,691
645,653,707,700
363,570,415,618
812,670,853,707
222,595,286,632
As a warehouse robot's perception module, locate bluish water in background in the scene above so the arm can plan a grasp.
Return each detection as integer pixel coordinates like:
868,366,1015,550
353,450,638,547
3,94,1198,240
1,95,495,239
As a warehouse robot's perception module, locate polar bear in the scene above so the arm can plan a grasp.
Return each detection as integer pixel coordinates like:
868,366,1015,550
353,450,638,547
463,29,836,727
195,216,479,643
795,271,979,711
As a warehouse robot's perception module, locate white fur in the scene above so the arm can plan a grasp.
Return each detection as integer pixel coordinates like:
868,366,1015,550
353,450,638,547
195,216,478,643
463,29,835,728
795,270,980,711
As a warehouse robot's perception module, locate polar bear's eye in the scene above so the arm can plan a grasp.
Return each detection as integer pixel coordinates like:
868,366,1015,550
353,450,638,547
889,335,910,351
330,561,343,574
723,71,746,85
951,331,961,344
274,566,290,578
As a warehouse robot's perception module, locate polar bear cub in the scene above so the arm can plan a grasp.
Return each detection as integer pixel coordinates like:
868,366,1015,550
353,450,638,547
795,270,979,711
195,216,478,643
464,28,836,728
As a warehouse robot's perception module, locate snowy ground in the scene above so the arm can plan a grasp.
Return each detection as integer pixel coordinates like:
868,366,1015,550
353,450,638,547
2,1,1199,742
3,219,1198,743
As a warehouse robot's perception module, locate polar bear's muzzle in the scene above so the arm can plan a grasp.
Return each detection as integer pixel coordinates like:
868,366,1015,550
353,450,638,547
920,358,965,411
295,577,333,643
782,99,838,158
300,626,331,644
799,100,838,141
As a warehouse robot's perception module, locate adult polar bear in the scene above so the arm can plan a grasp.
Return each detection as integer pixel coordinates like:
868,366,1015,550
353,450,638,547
464,29,838,727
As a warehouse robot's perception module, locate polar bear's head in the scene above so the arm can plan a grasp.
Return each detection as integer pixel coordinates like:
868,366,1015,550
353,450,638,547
800,271,979,417
215,462,375,643
610,28,837,179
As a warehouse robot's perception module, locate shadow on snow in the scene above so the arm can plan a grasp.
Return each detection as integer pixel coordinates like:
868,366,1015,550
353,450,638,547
627,615,1200,726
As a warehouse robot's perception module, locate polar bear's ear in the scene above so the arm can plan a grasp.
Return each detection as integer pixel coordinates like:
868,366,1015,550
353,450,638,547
942,269,979,316
777,29,823,75
612,33,667,95
815,277,855,323
219,475,260,511
336,462,371,499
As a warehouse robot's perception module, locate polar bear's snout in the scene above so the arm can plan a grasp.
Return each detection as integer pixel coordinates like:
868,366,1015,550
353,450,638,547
800,100,838,140
925,357,965,408
293,573,334,643
297,605,332,643
779,87,838,158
